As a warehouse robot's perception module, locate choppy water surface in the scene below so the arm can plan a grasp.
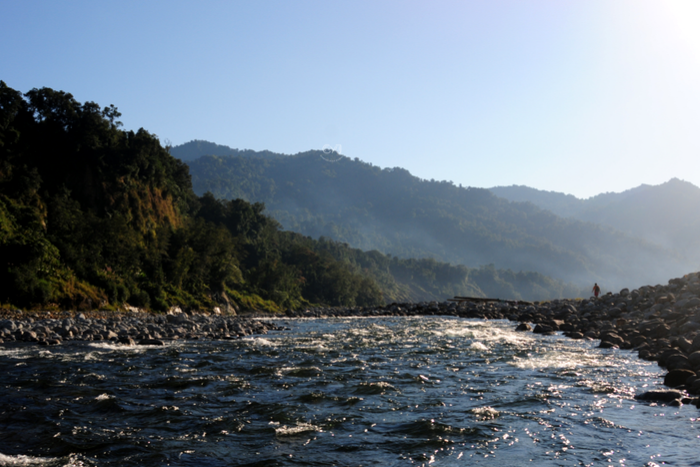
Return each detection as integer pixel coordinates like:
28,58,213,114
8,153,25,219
1,317,699,466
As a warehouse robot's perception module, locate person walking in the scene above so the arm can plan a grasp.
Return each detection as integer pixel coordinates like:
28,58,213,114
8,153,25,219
592,283,601,298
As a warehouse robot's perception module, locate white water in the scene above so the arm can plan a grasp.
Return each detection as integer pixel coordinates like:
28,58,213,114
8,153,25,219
0,317,697,466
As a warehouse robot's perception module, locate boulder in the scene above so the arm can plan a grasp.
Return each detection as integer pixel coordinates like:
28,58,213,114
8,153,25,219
533,324,554,334
631,335,647,348
599,332,625,347
644,323,670,339
658,349,686,367
672,337,694,354
679,321,700,335
664,369,696,388
665,354,692,371
515,323,532,332
103,330,118,340
138,339,165,346
689,351,700,369
37,338,61,346
551,319,565,330
635,389,684,402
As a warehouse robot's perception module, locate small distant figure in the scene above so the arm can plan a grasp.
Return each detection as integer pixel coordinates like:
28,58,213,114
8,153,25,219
592,283,601,298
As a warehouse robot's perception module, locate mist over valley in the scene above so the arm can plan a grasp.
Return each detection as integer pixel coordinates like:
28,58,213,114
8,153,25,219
176,140,699,296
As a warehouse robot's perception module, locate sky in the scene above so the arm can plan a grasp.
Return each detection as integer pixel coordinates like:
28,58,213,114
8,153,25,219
2,0,700,199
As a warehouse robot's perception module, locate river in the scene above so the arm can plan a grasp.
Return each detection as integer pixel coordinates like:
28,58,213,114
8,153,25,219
0,317,698,466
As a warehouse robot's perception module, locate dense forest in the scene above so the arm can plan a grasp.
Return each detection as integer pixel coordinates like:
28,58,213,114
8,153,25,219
169,139,280,162
0,83,377,310
183,147,695,291
0,83,577,312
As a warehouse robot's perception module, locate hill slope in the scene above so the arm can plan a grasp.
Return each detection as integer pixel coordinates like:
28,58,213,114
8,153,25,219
0,83,380,309
0,82,577,309
170,140,280,162
182,148,695,291
490,179,700,260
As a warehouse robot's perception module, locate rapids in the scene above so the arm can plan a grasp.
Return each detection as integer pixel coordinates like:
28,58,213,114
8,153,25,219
0,317,698,466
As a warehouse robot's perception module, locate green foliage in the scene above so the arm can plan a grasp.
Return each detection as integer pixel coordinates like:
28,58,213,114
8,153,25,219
168,139,282,162
0,82,392,310
185,147,691,293
184,152,587,300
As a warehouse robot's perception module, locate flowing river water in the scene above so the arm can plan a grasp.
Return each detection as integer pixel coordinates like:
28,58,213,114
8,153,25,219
1,317,699,466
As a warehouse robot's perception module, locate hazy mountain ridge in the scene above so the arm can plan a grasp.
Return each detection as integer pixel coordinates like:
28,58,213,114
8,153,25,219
489,179,700,258
177,144,695,291
170,140,282,162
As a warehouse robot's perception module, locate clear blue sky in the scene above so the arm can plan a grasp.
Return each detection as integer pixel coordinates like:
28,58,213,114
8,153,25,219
3,0,700,199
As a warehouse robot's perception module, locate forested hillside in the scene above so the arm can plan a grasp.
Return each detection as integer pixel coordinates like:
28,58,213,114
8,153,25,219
490,180,700,261
169,140,279,162
0,82,380,310
183,148,695,291
0,83,574,312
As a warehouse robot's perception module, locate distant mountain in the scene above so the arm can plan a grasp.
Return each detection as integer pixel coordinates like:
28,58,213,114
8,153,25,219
170,140,281,162
178,144,696,292
488,185,583,216
490,179,700,261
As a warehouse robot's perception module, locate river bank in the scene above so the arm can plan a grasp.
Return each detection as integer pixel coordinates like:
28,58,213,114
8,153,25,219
0,309,279,346
2,272,700,401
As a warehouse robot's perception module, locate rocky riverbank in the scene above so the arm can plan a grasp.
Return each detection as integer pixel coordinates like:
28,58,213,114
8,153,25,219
0,309,279,346
3,272,700,404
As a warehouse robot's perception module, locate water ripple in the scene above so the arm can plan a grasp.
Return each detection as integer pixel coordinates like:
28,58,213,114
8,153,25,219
0,317,694,466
